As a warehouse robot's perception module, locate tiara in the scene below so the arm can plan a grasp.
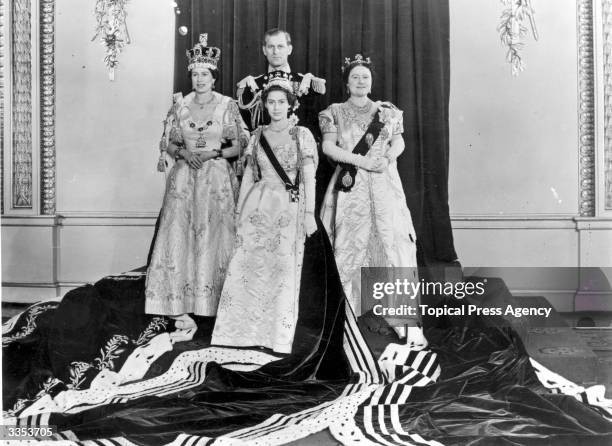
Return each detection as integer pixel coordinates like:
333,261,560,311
263,70,294,92
342,54,372,72
186,33,221,71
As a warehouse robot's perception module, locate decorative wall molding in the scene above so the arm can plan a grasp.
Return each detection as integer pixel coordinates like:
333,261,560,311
40,0,55,215
1,213,158,227
603,0,612,210
1,0,5,214
1,0,53,215
578,0,596,217
451,215,577,230
11,0,33,209
574,216,612,229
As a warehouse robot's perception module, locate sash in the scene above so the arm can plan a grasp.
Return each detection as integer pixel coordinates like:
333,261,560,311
259,131,300,202
335,111,383,192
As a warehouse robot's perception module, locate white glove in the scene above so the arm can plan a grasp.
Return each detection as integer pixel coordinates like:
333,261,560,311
384,134,405,162
237,75,259,92
302,163,317,236
322,141,374,170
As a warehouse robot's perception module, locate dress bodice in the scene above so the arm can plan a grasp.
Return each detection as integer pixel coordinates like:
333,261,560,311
248,126,317,186
256,142,299,183
179,114,224,152
319,101,404,157
168,92,246,153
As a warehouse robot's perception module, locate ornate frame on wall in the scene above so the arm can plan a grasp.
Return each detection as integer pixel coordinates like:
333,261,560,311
601,0,612,212
1,0,54,216
40,0,55,215
0,1,609,218
578,0,596,217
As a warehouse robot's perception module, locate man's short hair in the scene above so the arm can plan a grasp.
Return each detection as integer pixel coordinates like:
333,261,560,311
262,28,292,46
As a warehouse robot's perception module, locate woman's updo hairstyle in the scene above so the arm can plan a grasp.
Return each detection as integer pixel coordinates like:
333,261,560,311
341,54,376,95
261,84,297,110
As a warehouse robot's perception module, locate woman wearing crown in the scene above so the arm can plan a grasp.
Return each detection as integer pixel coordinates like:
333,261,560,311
210,71,321,354
319,55,427,348
145,34,249,340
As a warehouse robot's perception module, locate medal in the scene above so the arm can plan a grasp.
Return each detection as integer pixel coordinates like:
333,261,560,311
341,171,353,188
289,188,299,202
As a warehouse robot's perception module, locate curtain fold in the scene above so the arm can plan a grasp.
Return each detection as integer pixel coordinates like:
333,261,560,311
174,0,457,265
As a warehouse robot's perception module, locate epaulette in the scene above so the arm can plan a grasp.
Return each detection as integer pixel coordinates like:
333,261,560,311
295,73,326,95
253,74,267,90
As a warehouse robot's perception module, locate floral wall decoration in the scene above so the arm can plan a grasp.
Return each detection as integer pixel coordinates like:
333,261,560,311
92,0,131,80
498,0,539,75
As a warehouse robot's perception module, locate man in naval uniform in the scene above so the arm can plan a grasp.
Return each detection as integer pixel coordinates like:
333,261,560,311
236,28,332,209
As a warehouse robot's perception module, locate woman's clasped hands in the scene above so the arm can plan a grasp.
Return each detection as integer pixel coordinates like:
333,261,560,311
180,149,218,170
361,155,389,173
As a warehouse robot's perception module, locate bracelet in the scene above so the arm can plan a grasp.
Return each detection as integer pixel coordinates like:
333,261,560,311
215,149,223,159
174,148,185,161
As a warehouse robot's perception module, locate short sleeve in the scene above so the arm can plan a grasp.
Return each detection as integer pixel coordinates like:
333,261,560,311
299,127,318,168
392,109,404,135
318,106,337,135
222,98,251,152
221,99,239,139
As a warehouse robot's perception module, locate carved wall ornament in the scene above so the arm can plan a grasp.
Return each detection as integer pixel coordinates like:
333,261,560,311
603,0,612,210
12,0,33,208
498,0,539,76
578,0,596,216
40,0,56,215
1,0,5,213
92,0,131,81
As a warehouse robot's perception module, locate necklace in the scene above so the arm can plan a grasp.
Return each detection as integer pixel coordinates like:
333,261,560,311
346,99,372,114
193,93,216,109
267,122,292,133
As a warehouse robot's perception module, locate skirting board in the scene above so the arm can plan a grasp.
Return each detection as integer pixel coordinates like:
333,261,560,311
2,283,84,304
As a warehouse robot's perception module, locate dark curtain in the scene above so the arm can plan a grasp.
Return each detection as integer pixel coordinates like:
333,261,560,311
173,0,458,266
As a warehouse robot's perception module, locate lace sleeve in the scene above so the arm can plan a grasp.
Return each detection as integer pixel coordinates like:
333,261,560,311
298,127,318,168
221,100,243,140
318,107,337,135
392,109,404,135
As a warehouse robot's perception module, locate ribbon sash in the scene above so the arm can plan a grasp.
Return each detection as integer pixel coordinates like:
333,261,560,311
335,111,383,192
259,131,300,202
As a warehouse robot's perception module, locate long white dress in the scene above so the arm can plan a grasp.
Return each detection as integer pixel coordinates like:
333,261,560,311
145,92,247,316
211,125,318,354
319,101,418,316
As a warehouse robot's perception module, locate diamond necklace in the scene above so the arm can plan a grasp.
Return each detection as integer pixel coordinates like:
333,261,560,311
346,99,372,114
193,93,216,109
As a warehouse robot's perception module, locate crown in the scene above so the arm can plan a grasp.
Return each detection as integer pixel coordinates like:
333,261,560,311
342,53,372,72
262,70,294,92
186,33,221,71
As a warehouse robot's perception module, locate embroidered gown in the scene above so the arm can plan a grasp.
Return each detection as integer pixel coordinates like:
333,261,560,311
211,125,318,354
145,92,247,316
319,102,418,316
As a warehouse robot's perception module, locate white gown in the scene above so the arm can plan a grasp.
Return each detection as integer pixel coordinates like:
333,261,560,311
211,125,318,354
319,101,418,316
145,92,246,316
